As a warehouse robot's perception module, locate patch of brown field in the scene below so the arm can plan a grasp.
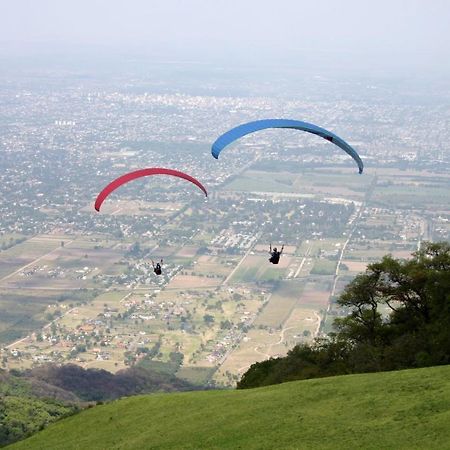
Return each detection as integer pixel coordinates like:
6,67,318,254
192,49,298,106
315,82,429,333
84,200,182,216
54,249,125,271
82,359,126,373
285,307,318,325
299,288,329,308
237,255,260,268
374,168,450,178
193,256,232,277
293,182,362,198
168,274,221,288
390,250,414,259
254,290,300,328
198,255,213,263
342,260,368,272
29,235,69,242
151,246,179,257
8,278,88,290
253,245,268,252
218,328,277,374
176,246,198,258
364,218,394,226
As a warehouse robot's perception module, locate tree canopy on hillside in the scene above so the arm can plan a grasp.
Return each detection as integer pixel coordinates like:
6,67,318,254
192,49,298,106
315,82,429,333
238,242,450,389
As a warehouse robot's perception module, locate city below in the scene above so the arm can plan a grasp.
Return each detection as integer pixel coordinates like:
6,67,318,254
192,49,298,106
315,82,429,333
0,64,449,387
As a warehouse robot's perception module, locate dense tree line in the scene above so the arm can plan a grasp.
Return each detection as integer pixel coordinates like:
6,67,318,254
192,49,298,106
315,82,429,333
26,364,195,402
238,242,450,389
0,396,78,447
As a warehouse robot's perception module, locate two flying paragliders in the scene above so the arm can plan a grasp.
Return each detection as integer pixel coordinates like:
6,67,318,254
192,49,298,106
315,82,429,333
94,119,364,273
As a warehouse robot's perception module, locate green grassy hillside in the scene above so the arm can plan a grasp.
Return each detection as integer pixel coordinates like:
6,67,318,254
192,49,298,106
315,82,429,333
10,365,450,450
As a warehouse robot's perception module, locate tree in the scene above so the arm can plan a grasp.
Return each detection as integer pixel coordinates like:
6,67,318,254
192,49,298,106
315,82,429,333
203,314,215,325
220,320,232,330
169,351,184,367
238,242,450,389
335,270,384,347
335,242,450,369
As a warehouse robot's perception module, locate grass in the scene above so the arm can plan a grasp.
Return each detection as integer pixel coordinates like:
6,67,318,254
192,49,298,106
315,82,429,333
254,280,304,328
11,365,450,449
1,240,56,258
372,185,450,208
225,169,373,199
224,171,297,193
0,289,78,344
230,255,287,284
0,233,26,249
177,366,216,385
310,259,337,275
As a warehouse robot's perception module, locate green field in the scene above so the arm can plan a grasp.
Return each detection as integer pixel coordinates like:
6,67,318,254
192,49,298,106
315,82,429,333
0,289,97,344
224,169,373,199
11,365,450,449
225,171,298,193
254,280,305,328
372,185,450,208
177,366,217,385
310,259,337,275
230,255,286,284
0,291,51,343
0,237,59,279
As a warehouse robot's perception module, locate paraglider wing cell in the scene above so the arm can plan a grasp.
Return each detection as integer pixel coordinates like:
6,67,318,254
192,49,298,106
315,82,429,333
94,168,207,212
211,119,363,174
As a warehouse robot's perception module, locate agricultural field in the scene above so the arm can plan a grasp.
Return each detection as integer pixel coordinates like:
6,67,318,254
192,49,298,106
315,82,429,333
216,328,280,381
0,289,83,344
83,199,183,217
224,168,374,200
310,259,337,275
2,270,267,377
216,255,335,383
345,239,418,261
1,231,426,386
1,163,443,386
371,169,450,209
0,236,65,279
0,237,125,291
229,254,290,284
224,171,299,194
341,259,368,273
254,280,306,329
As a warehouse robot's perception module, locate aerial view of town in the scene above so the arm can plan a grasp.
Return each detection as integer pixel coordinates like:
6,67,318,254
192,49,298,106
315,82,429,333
1,63,449,388
3,0,450,447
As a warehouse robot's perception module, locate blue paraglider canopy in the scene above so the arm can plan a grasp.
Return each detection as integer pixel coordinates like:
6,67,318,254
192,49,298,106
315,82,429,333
211,119,363,174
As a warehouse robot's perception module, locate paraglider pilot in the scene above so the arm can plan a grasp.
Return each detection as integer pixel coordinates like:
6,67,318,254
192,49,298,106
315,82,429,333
269,244,284,265
151,259,163,275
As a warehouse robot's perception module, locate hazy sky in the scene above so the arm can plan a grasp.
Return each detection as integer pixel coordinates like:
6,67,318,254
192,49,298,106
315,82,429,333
1,0,449,72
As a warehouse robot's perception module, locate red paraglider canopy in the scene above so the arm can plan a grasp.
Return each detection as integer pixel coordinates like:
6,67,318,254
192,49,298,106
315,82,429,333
94,167,208,212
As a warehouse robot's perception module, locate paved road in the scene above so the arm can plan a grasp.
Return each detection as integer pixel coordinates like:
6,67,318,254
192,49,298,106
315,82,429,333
294,243,312,278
